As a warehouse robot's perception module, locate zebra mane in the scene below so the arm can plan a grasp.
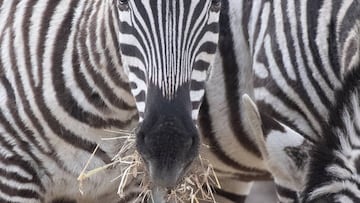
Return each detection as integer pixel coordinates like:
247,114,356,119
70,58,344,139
302,63,360,201
327,63,360,147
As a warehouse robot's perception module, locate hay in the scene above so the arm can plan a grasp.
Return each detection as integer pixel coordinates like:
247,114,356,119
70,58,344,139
78,129,220,203
166,155,221,203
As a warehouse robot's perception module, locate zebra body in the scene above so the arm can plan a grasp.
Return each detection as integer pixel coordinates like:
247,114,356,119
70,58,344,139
0,0,221,202
0,0,141,202
199,0,360,202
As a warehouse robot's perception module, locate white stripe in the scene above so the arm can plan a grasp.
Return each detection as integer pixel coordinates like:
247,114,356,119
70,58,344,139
273,0,297,80
309,180,360,200
0,162,33,180
316,0,341,91
190,89,205,102
299,0,330,117
0,190,39,203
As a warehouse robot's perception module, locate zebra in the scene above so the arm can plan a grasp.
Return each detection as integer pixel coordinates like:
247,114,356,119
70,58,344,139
0,0,221,202
197,0,360,202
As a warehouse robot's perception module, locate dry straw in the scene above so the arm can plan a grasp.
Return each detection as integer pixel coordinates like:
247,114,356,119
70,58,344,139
78,129,220,203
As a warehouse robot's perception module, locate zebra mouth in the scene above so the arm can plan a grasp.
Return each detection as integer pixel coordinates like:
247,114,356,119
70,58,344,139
151,186,168,203
177,160,193,182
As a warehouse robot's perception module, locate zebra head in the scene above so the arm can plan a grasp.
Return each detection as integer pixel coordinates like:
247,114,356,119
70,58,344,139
116,0,221,189
243,91,360,203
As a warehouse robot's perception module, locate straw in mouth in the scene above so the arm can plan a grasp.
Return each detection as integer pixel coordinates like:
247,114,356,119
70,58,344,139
77,128,221,203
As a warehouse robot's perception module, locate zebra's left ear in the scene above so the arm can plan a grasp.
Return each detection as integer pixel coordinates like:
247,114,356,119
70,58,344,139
242,94,268,157
242,94,312,190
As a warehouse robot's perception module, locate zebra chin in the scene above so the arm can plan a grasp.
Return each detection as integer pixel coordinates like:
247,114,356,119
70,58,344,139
135,83,200,189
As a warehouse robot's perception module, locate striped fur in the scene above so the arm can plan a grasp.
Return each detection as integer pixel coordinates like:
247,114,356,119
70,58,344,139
0,0,221,202
199,0,360,202
0,0,140,202
118,0,220,120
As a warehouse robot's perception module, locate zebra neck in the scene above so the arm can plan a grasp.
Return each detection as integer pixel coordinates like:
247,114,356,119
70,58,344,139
76,0,124,76
64,0,137,126
326,66,360,149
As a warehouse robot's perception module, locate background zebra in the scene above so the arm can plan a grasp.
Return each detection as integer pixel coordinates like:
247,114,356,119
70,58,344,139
0,0,221,202
198,0,360,202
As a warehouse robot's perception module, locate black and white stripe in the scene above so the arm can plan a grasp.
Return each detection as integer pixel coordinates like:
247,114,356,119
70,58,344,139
0,0,221,202
199,0,360,202
118,0,220,120
0,0,141,202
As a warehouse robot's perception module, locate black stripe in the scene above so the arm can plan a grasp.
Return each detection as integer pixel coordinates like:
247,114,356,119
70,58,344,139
248,0,264,49
340,189,360,202
107,4,123,68
275,184,299,202
214,168,272,181
51,198,77,203
241,0,252,46
89,1,102,66
214,187,247,203
194,41,218,57
190,80,205,91
37,1,61,83
128,66,146,83
336,1,360,76
0,1,18,37
199,96,269,173
193,60,211,72
0,180,42,200
135,90,146,102
306,0,334,89
219,0,261,156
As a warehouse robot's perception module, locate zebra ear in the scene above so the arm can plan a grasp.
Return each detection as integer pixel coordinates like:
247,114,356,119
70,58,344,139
242,94,268,157
242,94,311,189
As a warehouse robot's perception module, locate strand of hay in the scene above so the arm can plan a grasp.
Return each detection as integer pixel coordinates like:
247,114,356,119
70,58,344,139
166,154,221,203
78,128,220,203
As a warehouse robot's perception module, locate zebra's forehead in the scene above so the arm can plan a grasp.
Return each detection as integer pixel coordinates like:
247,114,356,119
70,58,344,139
117,0,220,106
129,0,210,13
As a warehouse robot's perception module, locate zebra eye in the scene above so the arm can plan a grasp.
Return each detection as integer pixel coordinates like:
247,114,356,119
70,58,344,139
118,0,129,11
210,0,221,12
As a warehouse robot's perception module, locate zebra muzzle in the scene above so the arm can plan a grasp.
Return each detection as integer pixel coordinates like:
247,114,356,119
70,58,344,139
136,116,199,189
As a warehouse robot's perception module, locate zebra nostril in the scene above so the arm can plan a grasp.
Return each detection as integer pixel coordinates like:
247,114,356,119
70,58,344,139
184,136,193,151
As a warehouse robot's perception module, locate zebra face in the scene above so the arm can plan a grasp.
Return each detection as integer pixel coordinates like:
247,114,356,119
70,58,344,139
116,0,221,189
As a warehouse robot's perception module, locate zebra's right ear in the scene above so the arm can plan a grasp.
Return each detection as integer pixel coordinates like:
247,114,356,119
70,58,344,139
242,94,311,190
